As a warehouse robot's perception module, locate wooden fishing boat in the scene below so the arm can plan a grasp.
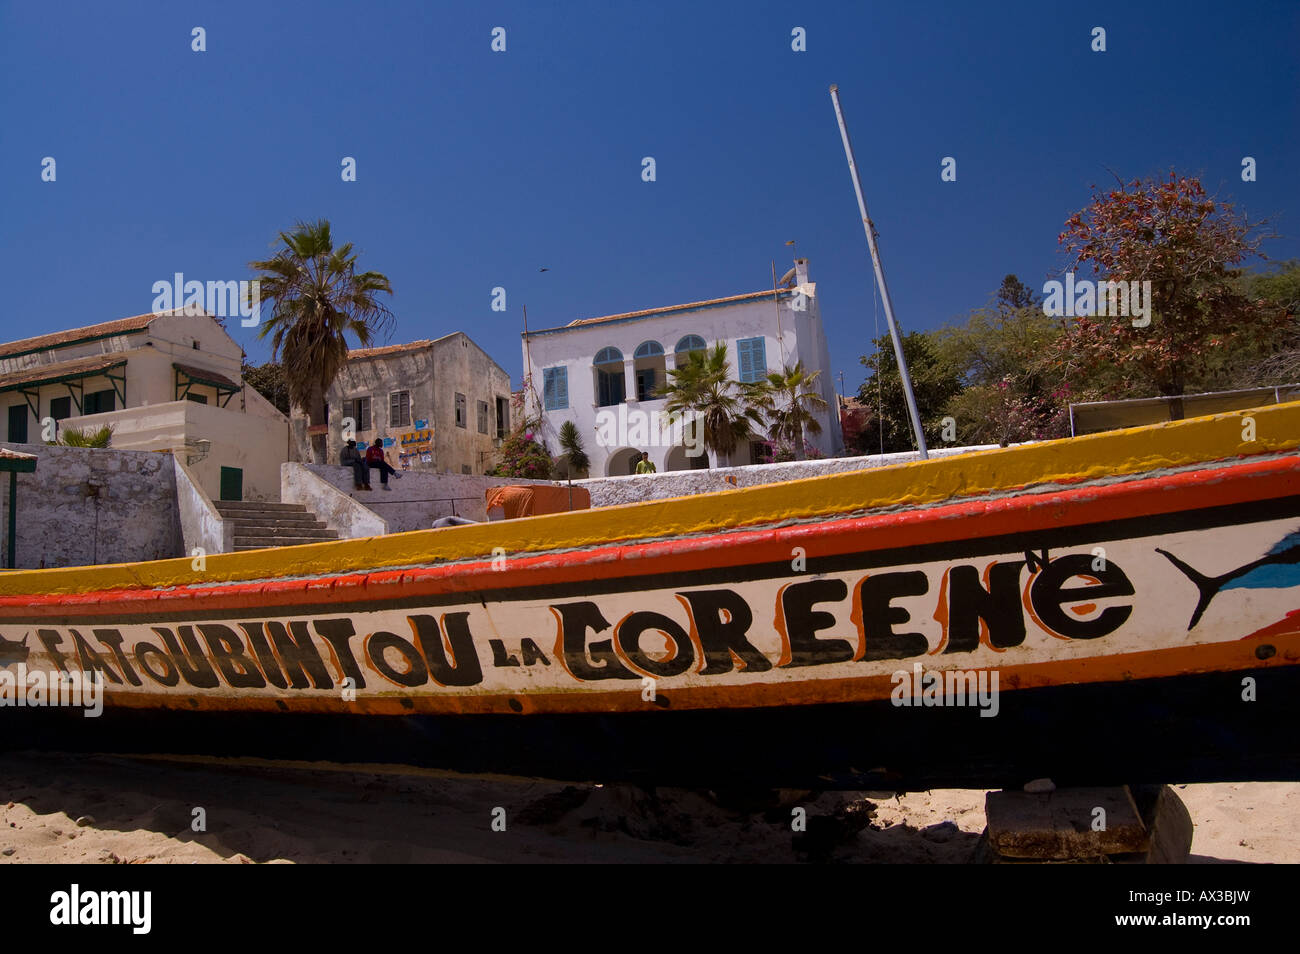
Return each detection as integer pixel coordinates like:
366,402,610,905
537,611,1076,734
2,402,1299,791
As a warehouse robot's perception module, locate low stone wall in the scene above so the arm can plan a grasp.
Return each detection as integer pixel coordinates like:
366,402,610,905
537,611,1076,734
292,464,555,533
574,445,1000,507
174,457,233,555
0,442,183,569
282,463,388,540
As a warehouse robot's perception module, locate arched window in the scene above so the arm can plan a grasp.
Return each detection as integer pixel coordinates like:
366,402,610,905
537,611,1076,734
674,335,706,354
633,341,667,401
593,347,625,407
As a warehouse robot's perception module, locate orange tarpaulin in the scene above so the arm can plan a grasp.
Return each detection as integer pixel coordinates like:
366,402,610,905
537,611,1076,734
486,484,590,520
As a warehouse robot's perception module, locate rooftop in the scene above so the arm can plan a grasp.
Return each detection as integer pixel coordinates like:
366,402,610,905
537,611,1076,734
346,340,434,361
0,308,211,360
0,353,128,393
526,288,795,337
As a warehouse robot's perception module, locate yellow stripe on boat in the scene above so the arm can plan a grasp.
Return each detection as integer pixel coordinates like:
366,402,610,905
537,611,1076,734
3,401,1296,596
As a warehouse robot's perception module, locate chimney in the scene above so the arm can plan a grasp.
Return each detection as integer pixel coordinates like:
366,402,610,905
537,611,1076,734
794,257,810,286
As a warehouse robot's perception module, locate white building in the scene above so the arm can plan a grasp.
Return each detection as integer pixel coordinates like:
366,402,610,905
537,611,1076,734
0,309,288,501
522,259,844,475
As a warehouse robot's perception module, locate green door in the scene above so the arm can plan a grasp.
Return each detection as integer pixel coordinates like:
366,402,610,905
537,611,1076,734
219,466,243,501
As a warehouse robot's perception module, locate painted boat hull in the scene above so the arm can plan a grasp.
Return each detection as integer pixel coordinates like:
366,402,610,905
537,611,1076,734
3,404,1300,789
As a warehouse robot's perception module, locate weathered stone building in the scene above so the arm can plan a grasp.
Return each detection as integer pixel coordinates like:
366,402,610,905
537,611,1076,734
296,333,512,476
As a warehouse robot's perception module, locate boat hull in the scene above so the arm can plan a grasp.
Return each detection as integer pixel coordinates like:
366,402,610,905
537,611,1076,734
2,405,1300,788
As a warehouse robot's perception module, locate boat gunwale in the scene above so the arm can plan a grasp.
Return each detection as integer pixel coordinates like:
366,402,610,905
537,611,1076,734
1,401,1297,597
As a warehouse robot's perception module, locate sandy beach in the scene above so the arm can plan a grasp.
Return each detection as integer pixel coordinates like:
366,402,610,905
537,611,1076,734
1,751,1294,864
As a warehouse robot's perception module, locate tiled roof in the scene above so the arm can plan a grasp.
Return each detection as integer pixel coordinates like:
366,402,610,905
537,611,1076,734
563,289,790,329
347,340,433,360
0,312,165,359
0,447,36,461
0,353,127,392
173,362,241,390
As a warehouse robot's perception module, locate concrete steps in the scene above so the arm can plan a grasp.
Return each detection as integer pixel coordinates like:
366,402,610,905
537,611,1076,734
214,500,341,552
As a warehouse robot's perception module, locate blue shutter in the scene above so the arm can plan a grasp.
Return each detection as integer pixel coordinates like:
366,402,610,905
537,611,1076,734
544,367,568,410
737,337,766,383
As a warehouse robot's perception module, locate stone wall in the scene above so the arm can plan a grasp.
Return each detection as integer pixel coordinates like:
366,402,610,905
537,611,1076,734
574,445,1000,507
293,463,556,533
175,456,232,555
0,443,183,569
282,463,388,540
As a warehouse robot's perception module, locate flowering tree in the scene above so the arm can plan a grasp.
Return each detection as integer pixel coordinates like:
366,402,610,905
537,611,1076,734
487,379,555,479
1053,173,1285,416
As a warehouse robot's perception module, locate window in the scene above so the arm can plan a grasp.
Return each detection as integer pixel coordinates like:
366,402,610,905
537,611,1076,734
192,340,200,350
7,405,27,444
737,337,767,383
343,396,371,431
597,369,624,407
49,396,71,421
675,334,706,354
83,389,116,415
389,391,410,428
186,392,208,404
462,465,472,475
543,367,568,410
594,347,624,408
477,400,489,434
634,341,665,402
495,396,509,438
455,393,467,429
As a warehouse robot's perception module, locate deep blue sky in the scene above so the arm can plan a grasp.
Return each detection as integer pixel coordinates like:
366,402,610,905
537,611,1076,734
3,0,1297,395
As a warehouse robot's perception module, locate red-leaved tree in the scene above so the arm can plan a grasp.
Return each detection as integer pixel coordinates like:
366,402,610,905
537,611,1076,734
1053,172,1285,417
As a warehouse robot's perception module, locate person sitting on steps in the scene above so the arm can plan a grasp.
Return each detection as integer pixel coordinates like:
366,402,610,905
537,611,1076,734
366,437,403,490
340,439,370,491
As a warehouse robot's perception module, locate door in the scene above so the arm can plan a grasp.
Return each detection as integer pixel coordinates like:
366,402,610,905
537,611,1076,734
219,466,243,501
7,405,27,444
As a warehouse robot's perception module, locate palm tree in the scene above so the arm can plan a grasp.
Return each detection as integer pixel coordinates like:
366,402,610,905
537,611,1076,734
248,220,393,461
661,342,764,468
558,419,589,477
756,362,828,460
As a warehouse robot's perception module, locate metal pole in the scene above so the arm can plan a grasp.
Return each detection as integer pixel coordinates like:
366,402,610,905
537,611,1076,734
770,260,786,366
829,85,928,459
7,471,16,569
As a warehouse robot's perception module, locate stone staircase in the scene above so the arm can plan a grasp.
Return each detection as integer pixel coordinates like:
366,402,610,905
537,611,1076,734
213,500,340,551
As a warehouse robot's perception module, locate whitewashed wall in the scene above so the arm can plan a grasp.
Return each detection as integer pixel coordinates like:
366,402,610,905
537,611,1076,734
0,443,182,569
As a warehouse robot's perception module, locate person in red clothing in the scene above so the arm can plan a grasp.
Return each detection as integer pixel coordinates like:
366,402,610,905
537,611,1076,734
365,438,401,490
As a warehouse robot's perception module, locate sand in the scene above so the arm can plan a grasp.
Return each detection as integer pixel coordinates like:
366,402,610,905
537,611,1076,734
1,751,1294,863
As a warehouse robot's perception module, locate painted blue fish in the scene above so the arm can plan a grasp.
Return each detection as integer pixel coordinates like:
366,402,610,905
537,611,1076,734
0,632,29,667
1157,530,1300,631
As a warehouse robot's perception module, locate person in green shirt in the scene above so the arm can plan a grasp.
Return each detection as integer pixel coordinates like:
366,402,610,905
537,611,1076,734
635,452,657,474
